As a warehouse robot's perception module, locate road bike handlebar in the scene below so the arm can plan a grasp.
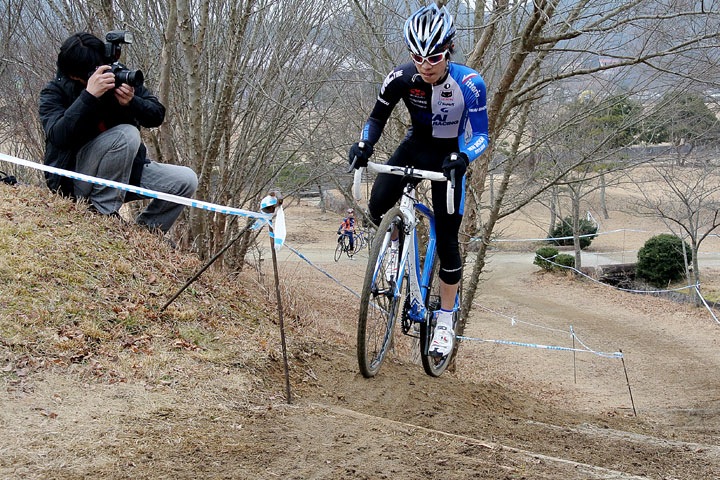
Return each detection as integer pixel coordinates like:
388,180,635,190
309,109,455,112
352,160,455,215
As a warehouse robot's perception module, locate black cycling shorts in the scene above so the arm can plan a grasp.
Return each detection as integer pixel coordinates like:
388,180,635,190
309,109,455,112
368,136,464,285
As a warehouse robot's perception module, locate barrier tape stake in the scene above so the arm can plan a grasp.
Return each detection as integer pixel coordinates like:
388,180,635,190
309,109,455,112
619,349,637,417
270,225,292,404
572,328,577,384
160,217,251,312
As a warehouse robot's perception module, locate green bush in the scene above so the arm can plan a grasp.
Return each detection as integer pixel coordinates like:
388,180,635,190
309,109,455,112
549,216,598,249
534,246,559,271
554,253,575,269
636,234,691,287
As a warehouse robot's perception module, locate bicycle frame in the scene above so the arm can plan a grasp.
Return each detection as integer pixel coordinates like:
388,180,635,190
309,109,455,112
355,161,459,377
361,163,454,323
383,185,437,325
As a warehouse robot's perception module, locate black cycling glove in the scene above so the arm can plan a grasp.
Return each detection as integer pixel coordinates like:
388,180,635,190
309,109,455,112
442,152,469,180
348,142,374,169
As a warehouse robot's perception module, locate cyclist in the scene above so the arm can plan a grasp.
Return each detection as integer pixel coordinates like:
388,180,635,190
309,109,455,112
348,4,489,357
338,208,356,251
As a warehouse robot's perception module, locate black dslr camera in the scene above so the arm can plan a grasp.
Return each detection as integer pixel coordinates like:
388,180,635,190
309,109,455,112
104,30,144,88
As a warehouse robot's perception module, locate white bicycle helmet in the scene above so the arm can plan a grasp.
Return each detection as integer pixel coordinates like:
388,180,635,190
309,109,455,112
403,4,456,57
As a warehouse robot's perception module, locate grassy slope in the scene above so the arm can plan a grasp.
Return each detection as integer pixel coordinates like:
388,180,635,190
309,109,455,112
0,183,292,389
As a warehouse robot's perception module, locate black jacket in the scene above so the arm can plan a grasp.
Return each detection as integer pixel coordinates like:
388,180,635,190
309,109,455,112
38,73,165,196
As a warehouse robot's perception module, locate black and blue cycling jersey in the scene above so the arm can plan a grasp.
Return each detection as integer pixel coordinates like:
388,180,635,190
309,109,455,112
360,62,489,163
359,60,490,285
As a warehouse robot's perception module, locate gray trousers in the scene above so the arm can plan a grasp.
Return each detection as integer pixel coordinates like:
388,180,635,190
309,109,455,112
74,124,198,233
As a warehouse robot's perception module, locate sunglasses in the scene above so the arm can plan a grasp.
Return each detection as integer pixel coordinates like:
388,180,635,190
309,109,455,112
410,50,448,66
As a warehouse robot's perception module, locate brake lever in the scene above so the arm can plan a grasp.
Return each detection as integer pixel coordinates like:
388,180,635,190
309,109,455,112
347,141,366,174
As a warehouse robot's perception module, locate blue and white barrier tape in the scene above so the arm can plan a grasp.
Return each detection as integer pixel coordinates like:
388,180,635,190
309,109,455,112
474,228,649,244
536,254,720,325
284,244,361,299
0,152,272,224
469,302,623,358
456,335,623,359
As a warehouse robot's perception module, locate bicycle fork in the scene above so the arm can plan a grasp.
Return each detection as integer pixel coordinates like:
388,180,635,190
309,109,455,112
400,210,438,332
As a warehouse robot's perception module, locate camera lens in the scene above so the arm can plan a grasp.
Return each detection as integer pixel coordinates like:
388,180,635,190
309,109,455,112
117,69,144,88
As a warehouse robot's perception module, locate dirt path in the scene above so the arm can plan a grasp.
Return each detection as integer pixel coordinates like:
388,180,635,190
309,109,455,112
272,202,720,478
464,251,720,423
280,210,720,426
3,196,720,479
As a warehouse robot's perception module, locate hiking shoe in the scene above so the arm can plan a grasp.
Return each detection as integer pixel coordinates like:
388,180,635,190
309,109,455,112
385,246,399,282
429,325,455,357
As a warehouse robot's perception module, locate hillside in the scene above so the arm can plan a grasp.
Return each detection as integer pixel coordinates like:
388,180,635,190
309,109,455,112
1,182,719,479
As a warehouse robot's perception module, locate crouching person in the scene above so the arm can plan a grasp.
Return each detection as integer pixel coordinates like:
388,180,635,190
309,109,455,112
39,32,197,234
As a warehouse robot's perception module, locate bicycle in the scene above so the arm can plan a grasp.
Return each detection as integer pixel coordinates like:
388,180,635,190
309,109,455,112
352,227,373,254
352,161,461,378
334,231,355,261
335,225,373,261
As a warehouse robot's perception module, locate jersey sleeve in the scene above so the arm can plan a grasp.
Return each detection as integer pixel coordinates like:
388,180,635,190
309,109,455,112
359,67,408,146
128,85,166,128
457,72,489,163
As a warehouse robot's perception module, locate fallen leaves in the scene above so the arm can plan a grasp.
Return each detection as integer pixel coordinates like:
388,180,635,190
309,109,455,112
173,338,202,351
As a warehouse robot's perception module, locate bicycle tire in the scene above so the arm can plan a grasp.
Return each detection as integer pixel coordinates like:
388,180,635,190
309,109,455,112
362,230,373,251
357,207,404,378
334,236,344,262
352,234,363,255
420,255,459,377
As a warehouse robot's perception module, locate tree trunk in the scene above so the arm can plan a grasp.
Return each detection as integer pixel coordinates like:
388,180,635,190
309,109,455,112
572,189,582,269
600,173,609,219
548,187,558,238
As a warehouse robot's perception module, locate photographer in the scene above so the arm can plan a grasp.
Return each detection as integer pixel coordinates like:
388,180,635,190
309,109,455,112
39,32,197,234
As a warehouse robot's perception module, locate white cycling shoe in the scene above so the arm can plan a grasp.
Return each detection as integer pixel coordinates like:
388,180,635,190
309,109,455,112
429,324,455,357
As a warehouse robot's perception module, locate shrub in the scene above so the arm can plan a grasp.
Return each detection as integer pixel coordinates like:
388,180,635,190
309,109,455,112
534,246,559,271
636,234,691,287
554,253,575,270
549,216,598,249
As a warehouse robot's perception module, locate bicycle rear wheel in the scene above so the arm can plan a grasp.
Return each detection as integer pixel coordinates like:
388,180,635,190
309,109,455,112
352,233,363,255
357,207,404,378
420,255,459,377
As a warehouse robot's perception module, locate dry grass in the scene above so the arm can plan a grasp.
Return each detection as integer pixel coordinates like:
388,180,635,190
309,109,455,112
0,183,309,393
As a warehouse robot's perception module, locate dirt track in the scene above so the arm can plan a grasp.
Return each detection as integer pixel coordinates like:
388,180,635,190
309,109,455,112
258,201,720,479
2,193,720,479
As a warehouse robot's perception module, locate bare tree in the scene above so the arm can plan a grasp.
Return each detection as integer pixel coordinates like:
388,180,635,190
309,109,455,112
632,159,720,305
2,0,352,263
457,0,720,322
2,0,720,293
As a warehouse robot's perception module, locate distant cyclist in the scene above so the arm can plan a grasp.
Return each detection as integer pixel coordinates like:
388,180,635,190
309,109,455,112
348,4,489,357
338,208,356,251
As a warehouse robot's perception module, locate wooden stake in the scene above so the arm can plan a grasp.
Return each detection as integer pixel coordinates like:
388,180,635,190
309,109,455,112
160,219,253,312
270,227,292,404
619,349,637,416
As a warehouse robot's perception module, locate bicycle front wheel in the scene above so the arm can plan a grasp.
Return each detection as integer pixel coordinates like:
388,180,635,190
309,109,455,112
334,236,344,262
357,207,404,378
